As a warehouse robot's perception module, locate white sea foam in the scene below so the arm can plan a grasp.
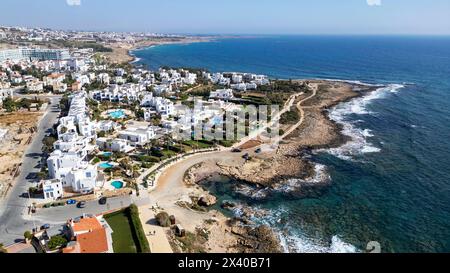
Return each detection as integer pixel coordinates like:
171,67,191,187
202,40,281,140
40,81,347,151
322,84,404,160
233,184,270,199
315,78,384,87
272,163,330,193
130,57,141,64
252,206,359,253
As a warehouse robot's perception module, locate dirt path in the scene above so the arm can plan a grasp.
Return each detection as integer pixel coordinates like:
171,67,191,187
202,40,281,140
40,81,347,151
279,83,318,141
231,91,304,149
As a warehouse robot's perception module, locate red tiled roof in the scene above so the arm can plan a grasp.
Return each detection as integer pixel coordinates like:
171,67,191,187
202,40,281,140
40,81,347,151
77,228,109,253
71,217,103,233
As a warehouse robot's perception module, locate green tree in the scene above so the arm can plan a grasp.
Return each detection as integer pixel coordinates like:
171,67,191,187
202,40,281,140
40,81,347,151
1,97,16,112
47,235,67,250
24,231,33,241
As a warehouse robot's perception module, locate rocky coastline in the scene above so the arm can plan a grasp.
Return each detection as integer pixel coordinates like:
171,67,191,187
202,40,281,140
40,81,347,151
176,80,381,252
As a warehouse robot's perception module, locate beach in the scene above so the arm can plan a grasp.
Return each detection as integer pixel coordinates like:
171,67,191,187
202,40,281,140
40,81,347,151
101,36,213,64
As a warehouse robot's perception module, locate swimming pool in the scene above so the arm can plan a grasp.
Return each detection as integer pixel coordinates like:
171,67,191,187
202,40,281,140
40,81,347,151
103,152,112,157
111,181,124,189
109,110,125,119
99,162,114,169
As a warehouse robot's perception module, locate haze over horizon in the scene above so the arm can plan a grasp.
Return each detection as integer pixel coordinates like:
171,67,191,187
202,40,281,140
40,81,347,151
1,0,450,35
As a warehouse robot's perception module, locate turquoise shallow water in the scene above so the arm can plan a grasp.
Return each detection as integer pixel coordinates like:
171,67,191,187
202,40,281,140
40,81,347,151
134,36,450,253
99,162,114,169
111,181,124,189
109,110,125,119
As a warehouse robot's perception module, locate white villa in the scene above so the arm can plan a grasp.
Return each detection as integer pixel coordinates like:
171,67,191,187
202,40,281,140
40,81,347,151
141,93,174,117
96,138,134,153
42,179,63,201
118,126,156,146
92,83,146,103
210,89,234,100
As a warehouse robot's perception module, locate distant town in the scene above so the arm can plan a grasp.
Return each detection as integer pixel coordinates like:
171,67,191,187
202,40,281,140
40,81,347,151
0,25,305,254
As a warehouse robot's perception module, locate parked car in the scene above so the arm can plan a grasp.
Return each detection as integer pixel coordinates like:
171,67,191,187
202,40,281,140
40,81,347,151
40,224,50,230
242,153,251,160
231,148,242,153
77,201,86,209
255,148,262,154
66,199,76,205
99,197,107,205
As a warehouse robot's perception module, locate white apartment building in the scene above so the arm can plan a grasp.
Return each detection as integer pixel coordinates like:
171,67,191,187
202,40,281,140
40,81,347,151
92,83,145,103
74,74,90,86
232,74,243,84
47,91,99,193
68,58,88,72
43,73,65,87
153,84,172,95
96,138,134,153
118,126,156,146
210,89,234,100
42,179,64,201
65,163,98,193
26,80,44,93
0,48,70,63
97,73,110,85
96,120,119,133
141,95,174,117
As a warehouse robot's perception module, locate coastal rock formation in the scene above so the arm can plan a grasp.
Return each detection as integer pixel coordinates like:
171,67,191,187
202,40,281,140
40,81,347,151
217,155,314,188
198,194,217,207
183,163,208,186
228,218,283,253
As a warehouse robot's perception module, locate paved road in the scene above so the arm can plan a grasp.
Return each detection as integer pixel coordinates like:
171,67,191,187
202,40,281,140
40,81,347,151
32,195,133,225
0,97,61,245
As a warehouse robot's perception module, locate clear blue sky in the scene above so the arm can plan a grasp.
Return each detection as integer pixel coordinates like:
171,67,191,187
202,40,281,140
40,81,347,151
1,0,449,35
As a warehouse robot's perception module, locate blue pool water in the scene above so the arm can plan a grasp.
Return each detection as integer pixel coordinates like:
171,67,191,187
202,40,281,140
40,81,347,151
99,162,114,169
109,110,125,119
134,36,450,253
103,152,112,157
111,181,124,189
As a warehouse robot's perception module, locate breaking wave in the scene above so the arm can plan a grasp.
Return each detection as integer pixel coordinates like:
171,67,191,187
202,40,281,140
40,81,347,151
247,206,359,253
323,84,404,160
272,163,330,193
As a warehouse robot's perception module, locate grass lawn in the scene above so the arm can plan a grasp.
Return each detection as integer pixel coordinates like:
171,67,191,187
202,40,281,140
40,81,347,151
104,210,139,253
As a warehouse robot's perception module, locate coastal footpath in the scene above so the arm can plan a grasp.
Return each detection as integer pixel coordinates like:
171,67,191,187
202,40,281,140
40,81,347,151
146,80,379,253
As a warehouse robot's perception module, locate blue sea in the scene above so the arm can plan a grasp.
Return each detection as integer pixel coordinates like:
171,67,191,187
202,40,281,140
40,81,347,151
133,36,450,253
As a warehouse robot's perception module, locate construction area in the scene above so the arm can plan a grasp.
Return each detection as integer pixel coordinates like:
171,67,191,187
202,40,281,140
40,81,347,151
0,112,43,197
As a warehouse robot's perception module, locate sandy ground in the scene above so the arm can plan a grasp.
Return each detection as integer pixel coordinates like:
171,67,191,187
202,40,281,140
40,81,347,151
102,37,211,64
0,111,44,197
138,204,173,253
147,151,247,253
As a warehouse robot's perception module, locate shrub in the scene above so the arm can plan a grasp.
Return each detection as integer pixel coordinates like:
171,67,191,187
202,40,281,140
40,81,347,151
138,155,160,163
92,157,101,164
141,162,154,169
155,212,171,227
24,231,33,240
127,204,150,253
47,235,67,250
